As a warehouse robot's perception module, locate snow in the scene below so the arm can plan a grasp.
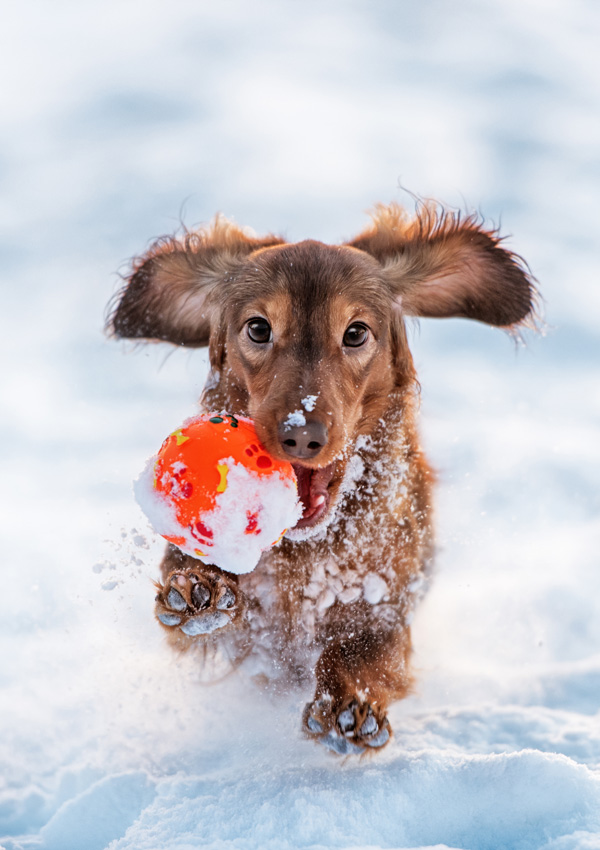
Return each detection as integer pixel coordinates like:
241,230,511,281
134,450,301,574
75,752,600,850
283,410,307,429
363,572,390,605
2,1,600,849
301,395,319,412
37,773,156,850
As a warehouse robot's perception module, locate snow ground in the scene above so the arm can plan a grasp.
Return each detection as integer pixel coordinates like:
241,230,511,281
1,1,599,848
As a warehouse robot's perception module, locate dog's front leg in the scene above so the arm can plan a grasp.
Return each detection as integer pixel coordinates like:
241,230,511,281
153,544,243,640
303,625,413,754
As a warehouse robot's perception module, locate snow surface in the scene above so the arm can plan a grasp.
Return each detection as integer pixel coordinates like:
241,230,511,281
1,1,599,848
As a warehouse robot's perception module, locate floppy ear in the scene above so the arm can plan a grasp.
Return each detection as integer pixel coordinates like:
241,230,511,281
347,203,537,328
108,216,284,346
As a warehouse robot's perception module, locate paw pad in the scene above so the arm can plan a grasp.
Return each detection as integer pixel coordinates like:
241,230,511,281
180,611,230,636
216,587,235,609
155,569,238,637
337,707,355,733
303,697,391,754
157,612,182,626
167,587,187,611
191,582,211,610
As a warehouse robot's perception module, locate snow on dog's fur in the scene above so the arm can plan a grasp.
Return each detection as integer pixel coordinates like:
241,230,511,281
109,202,537,754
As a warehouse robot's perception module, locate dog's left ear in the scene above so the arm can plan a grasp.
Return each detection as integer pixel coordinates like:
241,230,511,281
347,203,537,328
108,216,284,347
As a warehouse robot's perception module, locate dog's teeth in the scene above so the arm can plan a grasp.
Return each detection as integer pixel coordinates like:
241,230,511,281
314,495,326,507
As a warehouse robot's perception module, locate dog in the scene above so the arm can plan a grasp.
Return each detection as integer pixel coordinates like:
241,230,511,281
109,202,536,754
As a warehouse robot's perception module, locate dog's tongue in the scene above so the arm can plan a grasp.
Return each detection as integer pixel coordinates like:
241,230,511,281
292,462,335,525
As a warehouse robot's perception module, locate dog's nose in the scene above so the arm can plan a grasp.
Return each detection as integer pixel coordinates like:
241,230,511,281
278,418,329,460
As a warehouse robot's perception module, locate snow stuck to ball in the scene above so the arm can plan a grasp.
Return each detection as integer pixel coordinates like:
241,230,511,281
134,455,302,575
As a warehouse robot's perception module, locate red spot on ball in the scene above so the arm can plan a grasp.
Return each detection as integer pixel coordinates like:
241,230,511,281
256,455,272,469
245,448,253,457
245,512,260,535
180,481,194,499
250,444,259,452
194,520,214,540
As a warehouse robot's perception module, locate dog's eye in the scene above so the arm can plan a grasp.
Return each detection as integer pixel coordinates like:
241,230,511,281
247,318,272,344
343,323,369,348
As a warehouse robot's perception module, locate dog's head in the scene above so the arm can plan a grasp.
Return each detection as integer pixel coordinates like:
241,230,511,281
110,204,536,535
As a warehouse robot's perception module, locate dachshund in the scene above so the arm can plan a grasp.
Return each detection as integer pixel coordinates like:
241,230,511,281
109,202,536,754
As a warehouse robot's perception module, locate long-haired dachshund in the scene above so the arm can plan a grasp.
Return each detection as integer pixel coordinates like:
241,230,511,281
109,202,536,755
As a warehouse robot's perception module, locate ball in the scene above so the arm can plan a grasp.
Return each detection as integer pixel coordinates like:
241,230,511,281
135,413,301,574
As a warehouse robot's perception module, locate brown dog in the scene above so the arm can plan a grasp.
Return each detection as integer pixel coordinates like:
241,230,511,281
110,202,536,754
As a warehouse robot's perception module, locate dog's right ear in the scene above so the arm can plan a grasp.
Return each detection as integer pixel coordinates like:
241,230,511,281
108,217,284,347
347,202,538,330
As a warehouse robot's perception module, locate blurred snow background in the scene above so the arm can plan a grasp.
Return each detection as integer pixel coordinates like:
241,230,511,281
1,0,599,848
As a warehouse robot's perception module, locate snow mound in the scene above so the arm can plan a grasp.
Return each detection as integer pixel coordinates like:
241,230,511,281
38,772,156,850
10,750,593,850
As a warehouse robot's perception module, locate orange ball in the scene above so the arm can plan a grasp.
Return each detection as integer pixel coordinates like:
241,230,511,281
136,413,300,574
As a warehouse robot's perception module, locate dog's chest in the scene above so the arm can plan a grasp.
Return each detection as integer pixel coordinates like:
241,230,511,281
298,553,396,636
235,422,433,683
242,463,419,641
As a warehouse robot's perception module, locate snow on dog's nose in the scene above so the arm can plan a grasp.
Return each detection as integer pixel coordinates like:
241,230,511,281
278,413,329,460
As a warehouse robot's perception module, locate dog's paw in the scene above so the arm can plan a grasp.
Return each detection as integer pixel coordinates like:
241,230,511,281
303,696,391,755
155,568,238,636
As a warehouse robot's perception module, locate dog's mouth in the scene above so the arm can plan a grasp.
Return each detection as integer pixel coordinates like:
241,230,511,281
292,462,337,529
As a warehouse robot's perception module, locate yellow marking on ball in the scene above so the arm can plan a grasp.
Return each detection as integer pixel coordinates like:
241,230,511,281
171,429,190,446
216,463,229,493
271,529,287,546
194,548,207,557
